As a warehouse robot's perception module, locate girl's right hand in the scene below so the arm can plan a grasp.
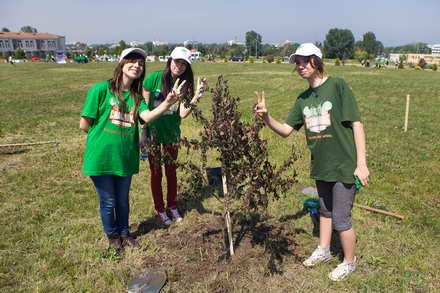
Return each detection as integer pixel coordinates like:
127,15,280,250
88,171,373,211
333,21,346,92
254,91,268,118
165,78,187,106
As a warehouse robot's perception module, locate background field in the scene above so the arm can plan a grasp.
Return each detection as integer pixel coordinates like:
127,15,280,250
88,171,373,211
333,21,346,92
1,61,439,292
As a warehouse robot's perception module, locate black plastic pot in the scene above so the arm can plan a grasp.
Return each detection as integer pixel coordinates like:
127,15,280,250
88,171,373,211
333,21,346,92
206,166,223,196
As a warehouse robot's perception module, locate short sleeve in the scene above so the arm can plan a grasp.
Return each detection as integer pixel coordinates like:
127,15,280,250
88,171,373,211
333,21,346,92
337,79,361,123
139,98,149,113
143,72,159,92
81,81,108,119
285,99,304,130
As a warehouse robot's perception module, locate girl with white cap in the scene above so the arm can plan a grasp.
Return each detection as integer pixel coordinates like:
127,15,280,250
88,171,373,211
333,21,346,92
80,48,186,251
254,43,369,281
142,47,206,225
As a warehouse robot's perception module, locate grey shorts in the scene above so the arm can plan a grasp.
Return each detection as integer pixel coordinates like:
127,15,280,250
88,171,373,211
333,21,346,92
316,180,356,232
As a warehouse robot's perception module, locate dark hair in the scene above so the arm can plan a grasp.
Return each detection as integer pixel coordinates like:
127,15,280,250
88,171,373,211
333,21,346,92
109,53,145,119
161,58,194,99
309,55,325,76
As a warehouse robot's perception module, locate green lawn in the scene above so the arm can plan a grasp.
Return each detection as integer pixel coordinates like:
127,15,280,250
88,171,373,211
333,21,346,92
1,61,439,292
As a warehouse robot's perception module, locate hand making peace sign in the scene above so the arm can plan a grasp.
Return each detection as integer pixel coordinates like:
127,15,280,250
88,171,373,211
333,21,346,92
195,77,207,99
165,78,187,105
254,91,268,118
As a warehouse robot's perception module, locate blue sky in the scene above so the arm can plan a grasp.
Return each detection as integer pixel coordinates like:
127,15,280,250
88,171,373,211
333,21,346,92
2,0,439,46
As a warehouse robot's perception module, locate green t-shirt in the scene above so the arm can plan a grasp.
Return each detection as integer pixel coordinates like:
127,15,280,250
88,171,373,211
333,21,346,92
286,77,361,183
81,81,149,176
142,71,182,143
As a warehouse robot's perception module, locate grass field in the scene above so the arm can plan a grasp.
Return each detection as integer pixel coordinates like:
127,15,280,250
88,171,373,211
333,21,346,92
1,61,439,292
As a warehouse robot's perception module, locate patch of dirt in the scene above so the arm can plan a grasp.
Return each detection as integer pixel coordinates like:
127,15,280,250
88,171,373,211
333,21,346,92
138,210,305,292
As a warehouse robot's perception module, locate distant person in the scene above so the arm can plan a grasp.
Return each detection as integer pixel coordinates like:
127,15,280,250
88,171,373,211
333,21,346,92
80,48,186,251
141,47,206,225
254,43,369,281
8,55,14,65
375,60,381,69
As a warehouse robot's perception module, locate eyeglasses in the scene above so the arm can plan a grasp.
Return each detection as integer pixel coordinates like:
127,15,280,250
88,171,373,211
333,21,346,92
294,56,310,66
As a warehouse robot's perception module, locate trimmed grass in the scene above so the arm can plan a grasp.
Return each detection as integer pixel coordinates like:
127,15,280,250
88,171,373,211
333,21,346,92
1,61,439,292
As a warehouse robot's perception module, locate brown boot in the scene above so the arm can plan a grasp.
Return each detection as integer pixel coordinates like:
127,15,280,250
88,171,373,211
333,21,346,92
121,235,140,249
108,233,123,251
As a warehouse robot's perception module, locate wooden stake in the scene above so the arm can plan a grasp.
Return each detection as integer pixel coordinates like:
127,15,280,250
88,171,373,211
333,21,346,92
354,203,404,220
404,94,410,132
222,173,234,256
0,140,61,148
300,186,405,220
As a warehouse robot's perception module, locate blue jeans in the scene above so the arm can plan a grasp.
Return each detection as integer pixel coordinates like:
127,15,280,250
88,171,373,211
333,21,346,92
91,175,132,237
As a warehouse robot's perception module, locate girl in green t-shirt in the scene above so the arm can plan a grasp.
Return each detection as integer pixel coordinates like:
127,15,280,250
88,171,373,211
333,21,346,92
80,48,187,251
141,47,206,226
254,43,369,281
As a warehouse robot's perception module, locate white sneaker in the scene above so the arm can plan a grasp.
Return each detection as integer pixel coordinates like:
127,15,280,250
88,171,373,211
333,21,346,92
328,257,357,281
157,212,172,226
170,208,183,222
303,246,332,267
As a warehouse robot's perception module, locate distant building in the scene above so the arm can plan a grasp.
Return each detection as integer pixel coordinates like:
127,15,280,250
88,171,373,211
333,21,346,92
389,53,401,63
66,41,88,55
275,40,293,47
153,40,168,47
0,31,65,57
129,40,143,47
184,40,199,47
190,49,201,61
158,55,171,62
228,39,244,46
407,53,440,65
428,44,440,54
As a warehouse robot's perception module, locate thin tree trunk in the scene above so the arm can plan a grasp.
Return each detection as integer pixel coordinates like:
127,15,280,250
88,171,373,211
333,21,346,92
222,173,234,256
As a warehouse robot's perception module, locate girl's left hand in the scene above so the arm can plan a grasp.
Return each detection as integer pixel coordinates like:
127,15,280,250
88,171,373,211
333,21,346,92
195,77,207,100
354,165,369,186
254,91,268,118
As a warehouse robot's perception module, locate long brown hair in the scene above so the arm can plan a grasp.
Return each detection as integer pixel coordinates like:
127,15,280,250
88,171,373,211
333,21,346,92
309,55,325,76
109,53,145,119
161,58,194,98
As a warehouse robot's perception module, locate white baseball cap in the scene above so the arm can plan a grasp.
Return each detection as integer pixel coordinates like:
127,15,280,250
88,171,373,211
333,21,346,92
289,43,322,64
170,47,192,64
119,47,146,62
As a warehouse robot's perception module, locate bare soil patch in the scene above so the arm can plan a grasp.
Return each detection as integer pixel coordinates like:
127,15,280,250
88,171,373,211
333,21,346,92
136,210,305,292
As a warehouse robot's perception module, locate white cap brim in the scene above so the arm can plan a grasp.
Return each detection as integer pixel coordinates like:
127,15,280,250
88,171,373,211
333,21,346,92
119,48,146,62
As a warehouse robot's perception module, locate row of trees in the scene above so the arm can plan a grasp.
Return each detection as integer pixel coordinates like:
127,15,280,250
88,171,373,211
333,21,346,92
323,29,432,61
87,29,432,61
324,29,384,60
69,36,300,60
3,26,433,60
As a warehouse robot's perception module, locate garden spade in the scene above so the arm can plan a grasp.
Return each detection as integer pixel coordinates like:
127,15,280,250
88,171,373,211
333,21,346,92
127,271,167,293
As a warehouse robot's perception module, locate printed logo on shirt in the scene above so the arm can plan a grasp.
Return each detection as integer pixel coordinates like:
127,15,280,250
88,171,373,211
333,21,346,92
303,101,332,133
108,97,135,128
